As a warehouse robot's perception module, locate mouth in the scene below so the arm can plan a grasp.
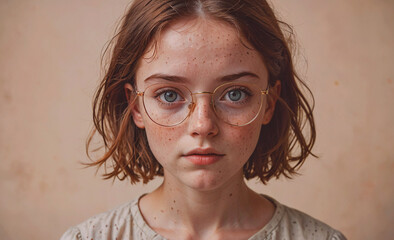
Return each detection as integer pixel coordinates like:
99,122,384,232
182,148,224,165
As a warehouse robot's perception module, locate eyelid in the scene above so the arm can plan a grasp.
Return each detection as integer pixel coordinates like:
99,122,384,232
154,86,184,96
154,88,186,104
218,86,251,102
220,85,252,95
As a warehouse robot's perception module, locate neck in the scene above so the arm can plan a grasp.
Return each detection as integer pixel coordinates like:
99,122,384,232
139,171,270,238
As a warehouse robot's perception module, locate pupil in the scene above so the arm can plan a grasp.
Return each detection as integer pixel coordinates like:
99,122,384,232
229,90,241,101
164,91,177,102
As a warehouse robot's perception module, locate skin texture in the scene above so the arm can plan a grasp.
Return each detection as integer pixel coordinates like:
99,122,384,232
126,17,280,240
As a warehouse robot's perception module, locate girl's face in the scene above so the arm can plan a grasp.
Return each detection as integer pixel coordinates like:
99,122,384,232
129,18,277,191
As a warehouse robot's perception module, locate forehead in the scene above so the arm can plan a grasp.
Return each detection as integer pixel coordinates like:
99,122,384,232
136,17,268,88
158,18,246,53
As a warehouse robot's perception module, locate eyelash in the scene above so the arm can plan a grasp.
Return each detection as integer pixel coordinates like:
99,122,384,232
222,86,253,104
151,85,253,107
154,89,185,105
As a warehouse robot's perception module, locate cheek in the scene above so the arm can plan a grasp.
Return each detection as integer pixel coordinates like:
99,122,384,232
144,124,183,167
145,126,178,148
225,125,261,161
140,105,178,147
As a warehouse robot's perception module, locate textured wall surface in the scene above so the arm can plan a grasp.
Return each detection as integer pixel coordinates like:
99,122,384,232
0,1,393,239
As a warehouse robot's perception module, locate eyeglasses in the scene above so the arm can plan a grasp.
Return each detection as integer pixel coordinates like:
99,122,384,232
135,82,269,127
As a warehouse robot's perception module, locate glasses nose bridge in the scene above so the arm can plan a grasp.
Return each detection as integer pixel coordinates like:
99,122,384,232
192,91,214,96
188,91,215,115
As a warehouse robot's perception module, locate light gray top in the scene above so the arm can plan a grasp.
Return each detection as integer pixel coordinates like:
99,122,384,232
60,195,346,240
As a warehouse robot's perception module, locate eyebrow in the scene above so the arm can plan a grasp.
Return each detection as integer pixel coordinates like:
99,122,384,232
143,71,260,83
144,74,189,83
218,71,259,82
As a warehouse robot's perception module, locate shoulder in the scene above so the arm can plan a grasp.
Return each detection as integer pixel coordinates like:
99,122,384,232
251,195,347,240
279,204,346,240
59,198,141,240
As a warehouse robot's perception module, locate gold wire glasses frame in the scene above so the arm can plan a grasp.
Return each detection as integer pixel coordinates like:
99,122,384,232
135,82,270,127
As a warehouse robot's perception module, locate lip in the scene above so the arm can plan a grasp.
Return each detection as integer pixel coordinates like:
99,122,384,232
182,148,225,166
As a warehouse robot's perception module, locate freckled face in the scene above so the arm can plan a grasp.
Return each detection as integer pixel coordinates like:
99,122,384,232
132,18,270,191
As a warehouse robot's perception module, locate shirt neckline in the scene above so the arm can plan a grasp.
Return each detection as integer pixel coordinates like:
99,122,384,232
130,194,285,240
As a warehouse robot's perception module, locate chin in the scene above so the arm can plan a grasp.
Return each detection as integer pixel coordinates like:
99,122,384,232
184,170,227,191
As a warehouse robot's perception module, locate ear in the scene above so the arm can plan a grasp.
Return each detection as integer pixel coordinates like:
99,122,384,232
124,83,145,129
261,80,281,125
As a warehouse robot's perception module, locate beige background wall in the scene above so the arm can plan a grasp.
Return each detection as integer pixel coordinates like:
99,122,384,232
0,0,393,239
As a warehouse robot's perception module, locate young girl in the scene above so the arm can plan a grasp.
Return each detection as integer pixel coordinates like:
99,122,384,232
61,0,346,239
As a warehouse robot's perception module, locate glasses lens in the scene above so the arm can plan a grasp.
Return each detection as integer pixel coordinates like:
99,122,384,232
143,83,192,126
213,83,263,126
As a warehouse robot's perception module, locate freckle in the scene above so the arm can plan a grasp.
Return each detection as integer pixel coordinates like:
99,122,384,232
171,207,174,210
203,60,206,63
239,59,242,62
246,51,250,55
334,81,339,86
219,170,222,173
168,138,172,141
173,200,176,203
229,193,233,197
160,209,164,213
165,61,168,64
154,217,157,220
229,53,232,56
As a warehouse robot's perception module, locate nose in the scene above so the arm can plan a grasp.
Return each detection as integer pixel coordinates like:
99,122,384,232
187,94,219,138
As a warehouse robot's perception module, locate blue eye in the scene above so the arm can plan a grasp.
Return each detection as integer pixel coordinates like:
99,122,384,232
159,90,180,103
224,88,249,102
227,89,244,101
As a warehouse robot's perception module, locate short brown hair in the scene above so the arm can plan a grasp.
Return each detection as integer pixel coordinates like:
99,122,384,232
87,0,316,184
